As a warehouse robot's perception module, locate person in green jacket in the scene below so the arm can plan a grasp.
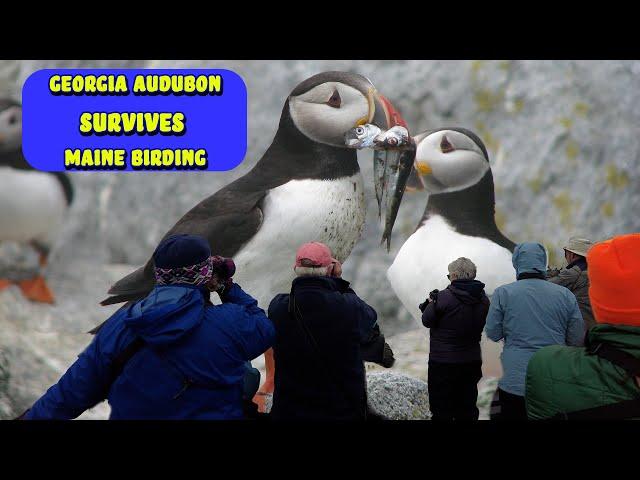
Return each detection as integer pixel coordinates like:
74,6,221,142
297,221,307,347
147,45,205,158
526,233,640,420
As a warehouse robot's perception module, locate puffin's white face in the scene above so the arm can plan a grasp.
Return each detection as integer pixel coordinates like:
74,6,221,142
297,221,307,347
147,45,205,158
289,81,371,147
415,129,490,194
0,105,22,152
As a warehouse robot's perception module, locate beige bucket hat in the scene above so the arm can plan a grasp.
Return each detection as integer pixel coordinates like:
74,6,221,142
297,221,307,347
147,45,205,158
563,236,595,257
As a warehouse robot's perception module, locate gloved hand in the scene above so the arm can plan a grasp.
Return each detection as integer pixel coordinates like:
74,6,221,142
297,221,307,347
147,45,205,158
381,342,395,368
546,267,561,278
418,299,429,312
419,289,440,312
209,256,236,295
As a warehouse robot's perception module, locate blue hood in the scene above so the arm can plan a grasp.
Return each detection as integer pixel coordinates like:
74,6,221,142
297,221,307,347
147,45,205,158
512,242,547,277
123,285,206,346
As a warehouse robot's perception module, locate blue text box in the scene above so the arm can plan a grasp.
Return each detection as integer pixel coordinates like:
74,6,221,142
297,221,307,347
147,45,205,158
22,69,247,172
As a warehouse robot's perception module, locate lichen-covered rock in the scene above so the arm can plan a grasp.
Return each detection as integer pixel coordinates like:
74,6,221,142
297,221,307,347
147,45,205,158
3,60,638,338
0,349,12,418
366,371,431,420
476,377,499,420
0,264,129,419
366,328,499,419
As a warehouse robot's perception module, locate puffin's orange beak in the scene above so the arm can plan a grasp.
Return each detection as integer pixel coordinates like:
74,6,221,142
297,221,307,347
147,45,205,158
370,91,425,192
370,91,408,130
377,93,408,129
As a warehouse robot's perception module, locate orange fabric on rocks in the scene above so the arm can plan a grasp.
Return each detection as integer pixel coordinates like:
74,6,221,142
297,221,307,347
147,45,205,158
587,233,640,326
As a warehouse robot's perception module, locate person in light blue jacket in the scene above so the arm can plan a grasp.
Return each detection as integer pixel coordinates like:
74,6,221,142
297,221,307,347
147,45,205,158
485,242,584,420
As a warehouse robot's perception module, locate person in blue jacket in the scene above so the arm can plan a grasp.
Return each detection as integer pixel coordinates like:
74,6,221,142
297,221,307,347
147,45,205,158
22,234,275,420
485,242,584,420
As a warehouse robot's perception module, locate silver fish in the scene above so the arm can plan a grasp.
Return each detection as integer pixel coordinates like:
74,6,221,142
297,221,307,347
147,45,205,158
344,124,382,148
373,149,388,219
373,125,411,150
345,124,415,250
381,140,416,251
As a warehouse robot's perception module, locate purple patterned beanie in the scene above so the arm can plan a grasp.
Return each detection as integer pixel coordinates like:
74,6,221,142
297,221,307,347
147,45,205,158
153,234,213,287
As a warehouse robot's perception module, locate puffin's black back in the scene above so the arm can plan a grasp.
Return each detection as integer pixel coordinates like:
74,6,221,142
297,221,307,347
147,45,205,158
102,97,360,305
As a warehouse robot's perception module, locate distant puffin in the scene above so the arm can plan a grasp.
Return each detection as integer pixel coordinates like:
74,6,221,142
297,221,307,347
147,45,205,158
100,71,407,410
387,128,516,323
0,99,74,303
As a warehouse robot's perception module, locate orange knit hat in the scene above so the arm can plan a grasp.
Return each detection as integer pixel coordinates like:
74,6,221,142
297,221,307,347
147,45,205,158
588,233,640,326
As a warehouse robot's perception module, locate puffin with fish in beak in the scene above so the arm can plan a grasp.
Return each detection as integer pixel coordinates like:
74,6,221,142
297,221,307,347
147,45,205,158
0,98,74,304
387,127,516,325
100,71,414,411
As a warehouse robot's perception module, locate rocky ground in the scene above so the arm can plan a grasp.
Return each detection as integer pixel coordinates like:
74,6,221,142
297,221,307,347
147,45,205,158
0,260,129,419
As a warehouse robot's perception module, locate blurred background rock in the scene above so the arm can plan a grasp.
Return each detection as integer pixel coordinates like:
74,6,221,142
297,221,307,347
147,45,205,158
0,60,637,419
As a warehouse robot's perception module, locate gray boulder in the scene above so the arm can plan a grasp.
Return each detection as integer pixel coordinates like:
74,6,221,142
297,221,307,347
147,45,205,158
366,371,431,420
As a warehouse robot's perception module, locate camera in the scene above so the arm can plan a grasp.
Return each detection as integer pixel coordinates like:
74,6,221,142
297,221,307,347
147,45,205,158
418,289,440,312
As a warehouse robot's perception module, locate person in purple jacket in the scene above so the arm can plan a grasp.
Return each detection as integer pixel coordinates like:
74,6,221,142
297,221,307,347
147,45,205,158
420,257,490,421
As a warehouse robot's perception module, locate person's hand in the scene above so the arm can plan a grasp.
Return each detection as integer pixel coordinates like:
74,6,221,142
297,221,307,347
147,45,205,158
328,260,342,278
208,256,236,296
381,342,395,368
546,267,561,278
418,299,429,312
207,273,223,293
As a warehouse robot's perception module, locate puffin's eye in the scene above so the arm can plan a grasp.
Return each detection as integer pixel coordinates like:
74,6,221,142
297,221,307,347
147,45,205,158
440,135,455,153
327,89,341,108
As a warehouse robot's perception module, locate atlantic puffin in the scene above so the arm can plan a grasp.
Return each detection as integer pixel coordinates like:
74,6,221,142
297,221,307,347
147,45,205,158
100,71,408,411
0,99,74,303
387,128,516,323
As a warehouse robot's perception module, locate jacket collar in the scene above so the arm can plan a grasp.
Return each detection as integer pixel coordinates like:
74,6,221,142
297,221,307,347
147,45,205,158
291,275,351,292
517,272,546,281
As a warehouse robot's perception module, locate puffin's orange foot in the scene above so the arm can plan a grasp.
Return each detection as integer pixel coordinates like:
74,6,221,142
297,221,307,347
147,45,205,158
252,380,274,413
0,279,11,291
18,276,55,304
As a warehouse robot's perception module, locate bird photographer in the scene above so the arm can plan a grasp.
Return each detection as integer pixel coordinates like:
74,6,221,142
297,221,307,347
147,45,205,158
420,257,490,420
18,234,275,420
267,242,395,420
546,236,595,332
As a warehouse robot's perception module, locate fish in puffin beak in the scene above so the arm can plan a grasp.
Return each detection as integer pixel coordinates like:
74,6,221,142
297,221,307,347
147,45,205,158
346,91,417,250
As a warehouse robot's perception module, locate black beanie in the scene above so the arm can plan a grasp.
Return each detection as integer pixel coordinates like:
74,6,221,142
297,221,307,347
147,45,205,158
153,234,210,269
